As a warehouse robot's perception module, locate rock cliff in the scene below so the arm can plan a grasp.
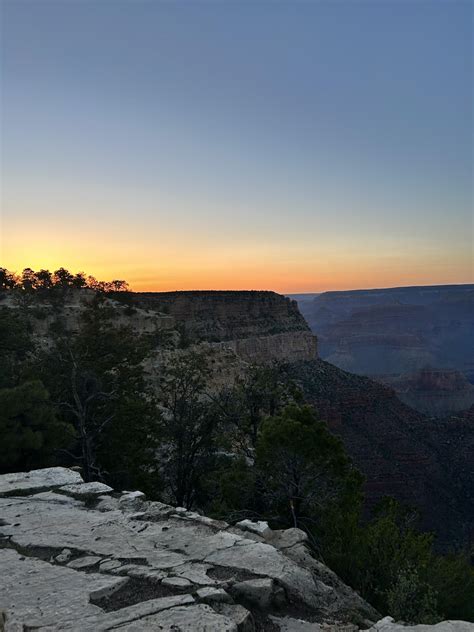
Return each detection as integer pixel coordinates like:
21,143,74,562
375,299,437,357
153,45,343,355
0,467,377,631
0,290,317,366
136,290,317,363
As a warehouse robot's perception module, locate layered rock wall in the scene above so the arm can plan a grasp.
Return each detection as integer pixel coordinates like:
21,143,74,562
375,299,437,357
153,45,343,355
137,290,317,364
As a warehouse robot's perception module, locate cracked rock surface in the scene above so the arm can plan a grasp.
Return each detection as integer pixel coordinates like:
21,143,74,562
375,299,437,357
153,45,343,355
0,467,467,631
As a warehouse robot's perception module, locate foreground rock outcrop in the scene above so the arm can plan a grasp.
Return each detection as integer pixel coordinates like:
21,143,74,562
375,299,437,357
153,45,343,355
1,469,473,631
0,467,378,631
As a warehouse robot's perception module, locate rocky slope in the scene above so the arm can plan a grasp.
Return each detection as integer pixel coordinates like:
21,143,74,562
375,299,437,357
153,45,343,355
379,369,474,417
0,467,378,631
285,360,474,549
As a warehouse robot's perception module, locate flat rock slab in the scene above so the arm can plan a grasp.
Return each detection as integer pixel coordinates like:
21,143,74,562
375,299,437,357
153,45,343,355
67,555,102,570
161,576,193,589
99,558,123,572
31,491,85,506
366,618,474,632
114,604,238,631
196,586,233,604
59,482,113,499
271,615,325,630
0,467,83,497
0,467,382,630
0,549,124,629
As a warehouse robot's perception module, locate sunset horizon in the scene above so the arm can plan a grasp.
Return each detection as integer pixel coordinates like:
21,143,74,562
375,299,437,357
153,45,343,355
2,1,472,292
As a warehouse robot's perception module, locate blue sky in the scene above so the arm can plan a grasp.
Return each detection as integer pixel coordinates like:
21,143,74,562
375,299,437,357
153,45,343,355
1,0,472,291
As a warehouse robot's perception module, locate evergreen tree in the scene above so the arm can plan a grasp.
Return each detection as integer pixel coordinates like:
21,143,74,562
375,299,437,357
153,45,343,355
256,404,363,529
37,294,161,493
0,380,73,473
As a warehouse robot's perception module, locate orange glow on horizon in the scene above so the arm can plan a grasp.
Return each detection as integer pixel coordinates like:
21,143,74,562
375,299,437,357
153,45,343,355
2,225,472,295
2,258,472,295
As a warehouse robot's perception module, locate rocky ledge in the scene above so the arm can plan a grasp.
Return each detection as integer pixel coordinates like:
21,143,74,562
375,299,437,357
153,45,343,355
0,468,471,632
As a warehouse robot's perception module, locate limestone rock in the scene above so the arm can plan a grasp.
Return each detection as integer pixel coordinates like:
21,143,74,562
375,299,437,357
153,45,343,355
270,616,322,630
115,603,238,631
59,481,113,499
89,576,129,600
365,617,474,632
231,578,277,610
0,467,83,497
67,555,102,570
119,490,146,512
161,576,193,590
95,494,120,511
98,558,123,572
236,519,272,538
213,603,255,632
55,548,72,563
196,586,234,604
0,467,380,631
31,491,84,506
0,548,126,629
268,528,308,549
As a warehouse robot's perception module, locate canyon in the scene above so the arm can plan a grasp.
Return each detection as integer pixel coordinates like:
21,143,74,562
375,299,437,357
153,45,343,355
2,288,473,548
2,286,474,628
293,285,474,416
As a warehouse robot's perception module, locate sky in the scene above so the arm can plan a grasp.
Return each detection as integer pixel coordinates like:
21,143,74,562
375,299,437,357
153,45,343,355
1,0,472,293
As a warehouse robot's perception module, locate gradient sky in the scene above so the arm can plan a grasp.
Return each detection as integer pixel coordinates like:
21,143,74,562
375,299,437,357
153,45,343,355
1,0,472,292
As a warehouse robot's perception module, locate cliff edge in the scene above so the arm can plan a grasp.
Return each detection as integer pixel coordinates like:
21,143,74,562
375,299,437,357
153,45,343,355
0,467,375,631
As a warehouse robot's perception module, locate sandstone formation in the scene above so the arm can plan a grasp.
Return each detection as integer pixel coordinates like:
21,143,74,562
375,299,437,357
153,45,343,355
0,467,378,631
135,290,318,364
0,289,317,366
